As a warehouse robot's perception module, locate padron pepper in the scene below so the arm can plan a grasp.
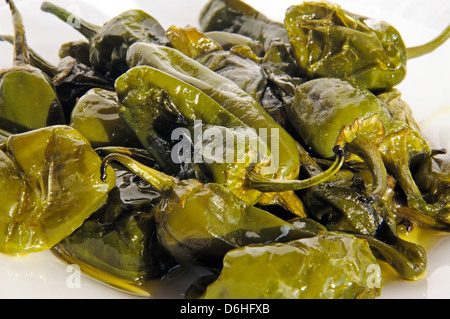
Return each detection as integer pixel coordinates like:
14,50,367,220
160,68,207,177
187,232,383,299
303,168,427,280
287,77,391,203
284,1,450,90
0,34,114,123
166,25,268,102
0,125,116,255
287,77,449,223
414,154,450,209
41,1,168,79
116,59,345,216
58,40,91,67
52,167,180,297
0,0,65,133
205,31,264,56
166,25,223,61
199,0,289,52
288,138,426,279
100,153,318,268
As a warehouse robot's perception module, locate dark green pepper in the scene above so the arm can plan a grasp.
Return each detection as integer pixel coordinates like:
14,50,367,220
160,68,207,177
0,125,116,254
70,88,141,148
205,31,264,56
166,25,223,61
52,167,180,297
58,40,91,67
0,34,114,123
100,153,317,268
116,62,344,217
167,25,268,102
190,232,383,299
292,138,427,280
288,77,449,221
199,0,289,52
0,0,65,133
414,154,450,208
287,77,390,202
41,1,168,79
284,1,450,90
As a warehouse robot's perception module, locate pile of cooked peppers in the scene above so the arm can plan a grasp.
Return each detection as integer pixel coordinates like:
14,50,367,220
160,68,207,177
0,0,449,299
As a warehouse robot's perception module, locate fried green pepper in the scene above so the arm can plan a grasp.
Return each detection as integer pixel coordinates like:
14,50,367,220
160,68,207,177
414,154,450,208
289,139,427,279
41,1,168,79
189,232,383,299
52,167,180,297
0,125,116,255
287,78,390,202
70,88,141,148
58,40,91,67
288,77,450,224
0,0,65,133
166,25,223,61
284,1,450,90
0,34,114,123
116,62,345,216
205,31,264,56
167,25,268,102
100,153,318,268
199,0,289,52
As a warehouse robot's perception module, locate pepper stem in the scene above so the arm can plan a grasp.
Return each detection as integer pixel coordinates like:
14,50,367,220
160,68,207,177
0,34,58,77
100,153,177,193
407,24,450,59
6,0,30,65
345,135,388,203
390,156,442,216
40,1,101,42
247,145,345,192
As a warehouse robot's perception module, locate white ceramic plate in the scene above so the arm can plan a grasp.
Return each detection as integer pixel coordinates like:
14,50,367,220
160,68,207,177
0,0,449,299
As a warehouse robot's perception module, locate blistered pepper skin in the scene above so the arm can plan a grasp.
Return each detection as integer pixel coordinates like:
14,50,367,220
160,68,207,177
0,126,116,254
285,1,407,90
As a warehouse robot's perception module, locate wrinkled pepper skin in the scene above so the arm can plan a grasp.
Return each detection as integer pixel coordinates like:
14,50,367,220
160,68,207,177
288,78,391,159
41,2,168,79
193,232,383,299
0,34,114,123
288,78,390,202
0,0,65,133
126,42,300,180
199,0,289,52
117,62,344,216
100,154,318,269
70,88,141,148
0,126,116,254
156,179,317,268
58,40,91,67
166,25,268,102
284,1,407,90
0,66,65,132
52,168,180,297
414,154,450,209
288,77,443,218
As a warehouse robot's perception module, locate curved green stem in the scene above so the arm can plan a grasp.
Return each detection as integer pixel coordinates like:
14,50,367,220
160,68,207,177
346,135,388,203
247,146,345,192
6,0,30,65
407,24,450,59
96,146,157,166
40,1,101,42
100,153,177,193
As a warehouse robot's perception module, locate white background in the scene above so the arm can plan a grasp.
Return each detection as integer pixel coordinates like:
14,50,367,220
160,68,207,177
0,0,449,299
